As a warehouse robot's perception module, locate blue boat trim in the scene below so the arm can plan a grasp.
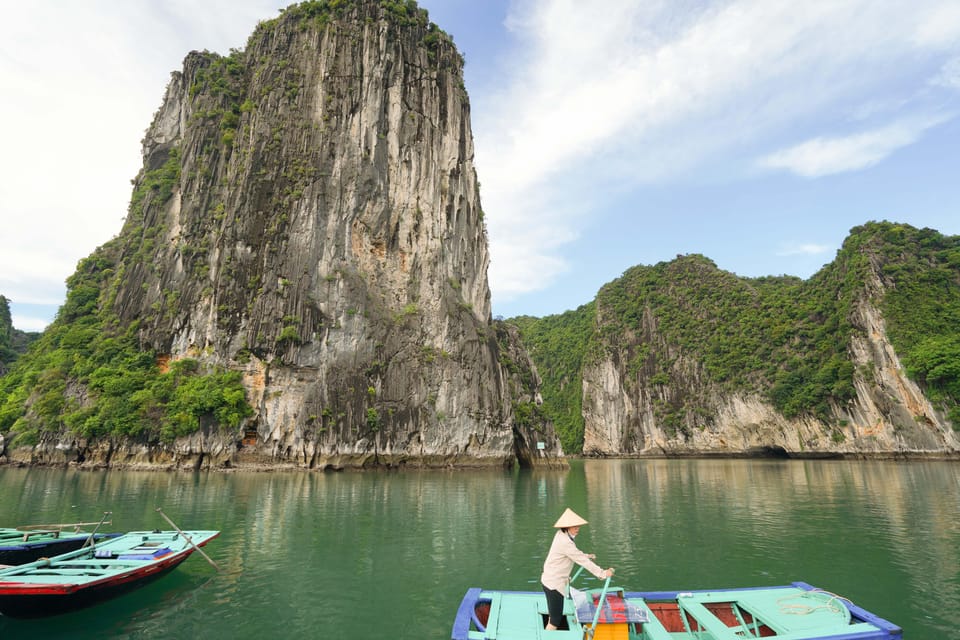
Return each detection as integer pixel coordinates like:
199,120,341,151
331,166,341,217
452,587,482,639
794,581,903,637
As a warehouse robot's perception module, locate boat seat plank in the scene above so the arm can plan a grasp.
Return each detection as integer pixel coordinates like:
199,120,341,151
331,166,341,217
632,601,675,640
677,599,751,640
49,560,139,569
19,569,106,576
495,594,544,640
485,591,504,639
535,597,575,617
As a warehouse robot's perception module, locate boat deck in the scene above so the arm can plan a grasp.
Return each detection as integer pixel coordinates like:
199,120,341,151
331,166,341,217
453,582,902,640
0,530,218,585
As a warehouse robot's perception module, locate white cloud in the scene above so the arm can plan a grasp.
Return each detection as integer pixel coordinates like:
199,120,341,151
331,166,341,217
758,114,951,177
476,0,960,302
777,243,832,257
0,245,82,306
932,57,960,90
0,2,286,324
912,3,960,48
10,314,52,334
3,1,960,320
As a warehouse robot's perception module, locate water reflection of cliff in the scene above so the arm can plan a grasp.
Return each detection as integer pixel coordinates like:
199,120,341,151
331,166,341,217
581,459,959,632
1,461,957,637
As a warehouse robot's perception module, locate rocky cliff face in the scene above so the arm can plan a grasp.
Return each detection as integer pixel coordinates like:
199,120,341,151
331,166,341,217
3,2,564,470
581,254,960,458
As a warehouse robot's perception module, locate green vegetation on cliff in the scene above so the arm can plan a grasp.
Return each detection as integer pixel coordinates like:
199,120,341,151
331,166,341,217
512,221,960,451
511,304,594,454
0,296,40,375
253,0,458,65
856,224,960,423
0,167,252,450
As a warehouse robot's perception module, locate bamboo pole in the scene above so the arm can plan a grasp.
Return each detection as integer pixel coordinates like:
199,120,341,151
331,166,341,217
586,575,612,640
82,512,113,548
155,507,220,572
17,520,112,532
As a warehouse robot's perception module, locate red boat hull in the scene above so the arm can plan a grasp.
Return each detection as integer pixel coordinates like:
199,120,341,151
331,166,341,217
0,548,194,618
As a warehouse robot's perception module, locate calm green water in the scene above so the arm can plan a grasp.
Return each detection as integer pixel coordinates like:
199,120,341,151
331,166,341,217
0,459,956,638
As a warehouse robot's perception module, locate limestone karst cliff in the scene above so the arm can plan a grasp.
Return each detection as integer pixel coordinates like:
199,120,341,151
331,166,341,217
0,1,564,470
517,222,960,458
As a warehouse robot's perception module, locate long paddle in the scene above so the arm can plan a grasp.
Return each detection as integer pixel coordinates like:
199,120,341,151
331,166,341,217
570,564,586,587
586,575,612,639
82,511,113,548
155,507,221,572
17,519,113,532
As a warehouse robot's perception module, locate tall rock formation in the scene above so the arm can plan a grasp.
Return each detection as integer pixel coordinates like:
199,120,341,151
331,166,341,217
0,1,564,469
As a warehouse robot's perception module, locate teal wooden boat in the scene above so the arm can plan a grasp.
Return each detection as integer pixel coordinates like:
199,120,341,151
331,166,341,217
452,580,902,640
0,529,219,618
0,528,120,567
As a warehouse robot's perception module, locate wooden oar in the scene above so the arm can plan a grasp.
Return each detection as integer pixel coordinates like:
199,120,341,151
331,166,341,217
566,565,586,600
586,575,612,639
82,512,113,548
155,508,220,572
17,519,112,532
570,565,586,585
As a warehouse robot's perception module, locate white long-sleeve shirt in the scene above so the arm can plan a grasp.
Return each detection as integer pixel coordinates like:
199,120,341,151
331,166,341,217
540,529,605,592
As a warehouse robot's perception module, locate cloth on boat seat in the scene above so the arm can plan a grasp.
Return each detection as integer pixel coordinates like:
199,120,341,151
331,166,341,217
118,547,173,560
94,549,114,558
570,587,648,624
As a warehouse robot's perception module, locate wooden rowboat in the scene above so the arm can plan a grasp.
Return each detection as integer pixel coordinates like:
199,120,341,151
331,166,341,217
0,529,219,618
0,528,120,567
452,580,902,640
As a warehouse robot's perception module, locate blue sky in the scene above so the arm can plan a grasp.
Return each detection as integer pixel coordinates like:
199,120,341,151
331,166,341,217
2,0,959,331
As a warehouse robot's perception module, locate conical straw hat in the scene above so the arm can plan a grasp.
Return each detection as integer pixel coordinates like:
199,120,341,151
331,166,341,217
553,508,588,528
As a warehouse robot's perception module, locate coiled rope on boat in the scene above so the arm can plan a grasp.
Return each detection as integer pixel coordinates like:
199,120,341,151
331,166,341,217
777,589,851,619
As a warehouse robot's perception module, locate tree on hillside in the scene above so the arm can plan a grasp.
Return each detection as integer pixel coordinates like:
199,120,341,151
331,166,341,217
0,296,18,374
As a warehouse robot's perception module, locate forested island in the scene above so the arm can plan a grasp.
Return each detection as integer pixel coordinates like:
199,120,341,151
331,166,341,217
513,222,960,458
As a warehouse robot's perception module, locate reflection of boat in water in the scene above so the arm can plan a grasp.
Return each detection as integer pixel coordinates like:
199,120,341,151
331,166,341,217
453,580,902,639
0,526,120,567
0,529,219,618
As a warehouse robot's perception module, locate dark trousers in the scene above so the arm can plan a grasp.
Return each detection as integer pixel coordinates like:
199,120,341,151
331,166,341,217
542,583,565,627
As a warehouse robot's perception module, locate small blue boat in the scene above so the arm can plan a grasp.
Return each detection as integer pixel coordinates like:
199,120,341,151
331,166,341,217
452,580,902,639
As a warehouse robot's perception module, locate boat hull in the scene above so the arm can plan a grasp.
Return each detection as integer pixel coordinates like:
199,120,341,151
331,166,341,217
452,582,903,640
0,550,191,618
0,530,219,619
